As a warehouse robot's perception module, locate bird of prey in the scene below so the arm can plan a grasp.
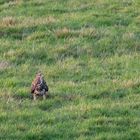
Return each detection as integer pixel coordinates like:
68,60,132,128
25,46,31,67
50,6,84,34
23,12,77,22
31,72,48,100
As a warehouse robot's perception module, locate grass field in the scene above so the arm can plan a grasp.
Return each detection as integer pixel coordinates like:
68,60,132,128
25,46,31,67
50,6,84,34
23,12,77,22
0,0,140,139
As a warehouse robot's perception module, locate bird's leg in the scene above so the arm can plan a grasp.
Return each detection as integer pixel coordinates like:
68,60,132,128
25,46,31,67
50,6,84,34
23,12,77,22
42,89,49,100
33,94,37,100
42,89,46,100
45,91,48,97
43,94,46,100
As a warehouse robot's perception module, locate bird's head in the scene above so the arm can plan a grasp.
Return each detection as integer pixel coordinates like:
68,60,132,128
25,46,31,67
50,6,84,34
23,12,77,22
36,71,42,76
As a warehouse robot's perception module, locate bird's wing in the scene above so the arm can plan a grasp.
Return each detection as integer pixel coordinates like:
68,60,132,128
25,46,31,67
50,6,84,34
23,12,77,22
42,78,48,91
31,76,41,93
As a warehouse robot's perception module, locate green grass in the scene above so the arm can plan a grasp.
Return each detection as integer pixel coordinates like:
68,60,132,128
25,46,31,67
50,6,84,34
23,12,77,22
0,0,140,139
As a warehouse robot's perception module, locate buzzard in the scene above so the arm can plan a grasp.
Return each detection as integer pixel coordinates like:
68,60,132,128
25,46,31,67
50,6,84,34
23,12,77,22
31,72,48,100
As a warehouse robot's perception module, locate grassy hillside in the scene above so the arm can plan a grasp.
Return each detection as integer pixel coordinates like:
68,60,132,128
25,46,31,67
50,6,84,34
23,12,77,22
0,0,140,139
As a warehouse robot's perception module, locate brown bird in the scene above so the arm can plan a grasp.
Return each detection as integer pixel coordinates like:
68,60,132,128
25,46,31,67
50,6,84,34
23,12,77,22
31,72,48,100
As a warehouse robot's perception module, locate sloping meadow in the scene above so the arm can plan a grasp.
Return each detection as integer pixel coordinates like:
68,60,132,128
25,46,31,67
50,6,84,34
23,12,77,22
0,0,140,139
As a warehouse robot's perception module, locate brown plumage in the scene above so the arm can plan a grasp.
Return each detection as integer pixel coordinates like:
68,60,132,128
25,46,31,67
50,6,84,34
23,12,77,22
31,72,48,100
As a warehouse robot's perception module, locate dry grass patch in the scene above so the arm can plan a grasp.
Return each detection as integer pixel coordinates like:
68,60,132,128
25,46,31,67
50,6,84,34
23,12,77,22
0,17,17,27
5,0,22,6
122,79,140,89
21,16,59,27
3,49,17,57
55,27,98,38
0,61,11,70
123,32,135,40
0,16,59,28
55,27,71,38
26,31,46,40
